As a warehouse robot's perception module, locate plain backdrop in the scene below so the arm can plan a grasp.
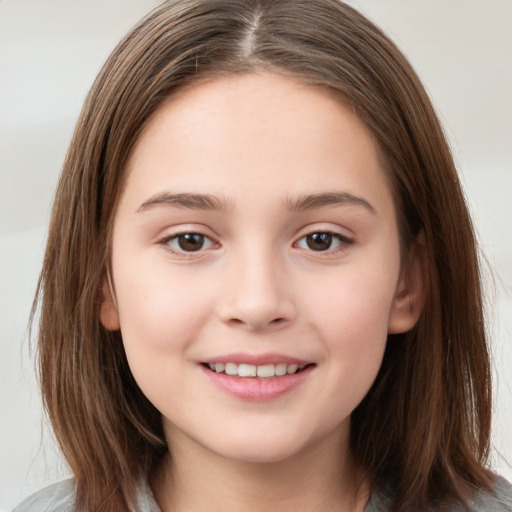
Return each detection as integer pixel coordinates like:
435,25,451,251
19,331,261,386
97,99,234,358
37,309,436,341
1,1,511,509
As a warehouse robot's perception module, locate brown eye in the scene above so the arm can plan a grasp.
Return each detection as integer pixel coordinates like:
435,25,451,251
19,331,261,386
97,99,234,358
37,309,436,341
177,233,205,252
306,232,333,251
296,232,350,252
163,232,215,253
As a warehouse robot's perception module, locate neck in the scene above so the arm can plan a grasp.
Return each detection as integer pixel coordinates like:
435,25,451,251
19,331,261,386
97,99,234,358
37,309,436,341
151,426,370,512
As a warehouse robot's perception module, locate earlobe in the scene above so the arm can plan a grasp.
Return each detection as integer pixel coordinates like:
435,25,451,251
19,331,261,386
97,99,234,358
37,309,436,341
99,273,120,331
388,233,427,334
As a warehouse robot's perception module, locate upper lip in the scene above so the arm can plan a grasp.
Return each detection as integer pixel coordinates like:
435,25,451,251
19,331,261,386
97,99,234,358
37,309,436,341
202,352,312,366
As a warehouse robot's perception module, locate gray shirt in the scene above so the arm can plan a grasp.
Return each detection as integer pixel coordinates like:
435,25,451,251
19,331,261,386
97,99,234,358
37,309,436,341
13,475,512,511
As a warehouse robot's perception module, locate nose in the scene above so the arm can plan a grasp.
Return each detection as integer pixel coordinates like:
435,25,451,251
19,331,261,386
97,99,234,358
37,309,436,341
217,249,296,332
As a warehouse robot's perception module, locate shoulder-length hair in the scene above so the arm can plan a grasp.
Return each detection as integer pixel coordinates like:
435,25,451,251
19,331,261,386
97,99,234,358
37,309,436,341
35,1,493,510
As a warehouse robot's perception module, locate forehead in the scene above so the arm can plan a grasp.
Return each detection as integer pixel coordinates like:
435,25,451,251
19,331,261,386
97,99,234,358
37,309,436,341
120,72,394,218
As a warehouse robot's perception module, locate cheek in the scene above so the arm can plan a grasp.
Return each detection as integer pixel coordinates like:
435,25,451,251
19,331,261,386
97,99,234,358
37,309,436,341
113,258,214,359
302,262,399,383
307,267,397,338
309,281,394,429
112,264,217,407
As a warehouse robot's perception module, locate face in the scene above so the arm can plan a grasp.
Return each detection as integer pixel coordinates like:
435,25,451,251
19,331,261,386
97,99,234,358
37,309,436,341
101,73,424,465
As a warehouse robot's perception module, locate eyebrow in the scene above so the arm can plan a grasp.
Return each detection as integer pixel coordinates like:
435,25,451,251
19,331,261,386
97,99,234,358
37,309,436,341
137,190,376,215
286,192,376,215
137,192,233,213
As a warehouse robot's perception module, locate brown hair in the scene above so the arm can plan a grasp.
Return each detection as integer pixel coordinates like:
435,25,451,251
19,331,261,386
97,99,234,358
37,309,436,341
35,1,493,510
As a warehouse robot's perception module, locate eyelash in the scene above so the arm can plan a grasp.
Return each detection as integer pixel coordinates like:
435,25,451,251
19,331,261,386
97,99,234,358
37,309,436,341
158,230,353,256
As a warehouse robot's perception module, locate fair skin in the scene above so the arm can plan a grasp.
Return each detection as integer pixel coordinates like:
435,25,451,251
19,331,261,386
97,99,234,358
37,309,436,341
101,72,424,512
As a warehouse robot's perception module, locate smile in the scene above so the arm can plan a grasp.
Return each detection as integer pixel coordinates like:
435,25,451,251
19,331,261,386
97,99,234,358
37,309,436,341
201,361,315,400
205,362,307,378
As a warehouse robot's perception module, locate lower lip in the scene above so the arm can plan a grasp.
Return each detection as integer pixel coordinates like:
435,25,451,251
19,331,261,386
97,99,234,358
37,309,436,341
201,365,314,401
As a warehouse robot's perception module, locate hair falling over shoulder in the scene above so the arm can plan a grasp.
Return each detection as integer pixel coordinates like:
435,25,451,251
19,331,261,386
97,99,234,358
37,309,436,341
34,1,493,510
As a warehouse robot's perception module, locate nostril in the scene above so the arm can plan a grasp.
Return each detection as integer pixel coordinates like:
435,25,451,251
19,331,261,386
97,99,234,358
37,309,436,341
224,316,288,331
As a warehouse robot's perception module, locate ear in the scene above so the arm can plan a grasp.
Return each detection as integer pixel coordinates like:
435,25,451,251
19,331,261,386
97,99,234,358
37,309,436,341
99,273,120,331
388,232,427,334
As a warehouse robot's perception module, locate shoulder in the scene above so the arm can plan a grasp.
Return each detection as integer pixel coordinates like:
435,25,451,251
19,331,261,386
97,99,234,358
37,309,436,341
11,478,161,512
12,479,75,512
468,475,512,511
366,475,512,512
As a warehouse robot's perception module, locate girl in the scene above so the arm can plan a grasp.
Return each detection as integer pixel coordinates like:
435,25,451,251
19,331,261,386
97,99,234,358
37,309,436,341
14,0,512,511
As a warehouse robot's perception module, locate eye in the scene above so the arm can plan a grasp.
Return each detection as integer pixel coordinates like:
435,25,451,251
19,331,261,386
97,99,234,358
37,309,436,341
164,232,215,253
296,232,350,252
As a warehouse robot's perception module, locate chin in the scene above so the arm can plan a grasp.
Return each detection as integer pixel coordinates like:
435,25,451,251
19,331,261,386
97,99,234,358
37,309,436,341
202,428,323,465
223,444,305,465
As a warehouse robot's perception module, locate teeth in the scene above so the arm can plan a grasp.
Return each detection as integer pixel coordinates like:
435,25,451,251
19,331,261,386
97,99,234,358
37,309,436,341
225,363,238,376
287,364,298,374
238,364,257,377
275,363,287,376
257,364,275,378
207,362,306,378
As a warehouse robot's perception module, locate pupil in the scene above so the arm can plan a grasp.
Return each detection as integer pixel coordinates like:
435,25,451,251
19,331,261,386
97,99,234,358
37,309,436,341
306,233,332,251
178,233,204,252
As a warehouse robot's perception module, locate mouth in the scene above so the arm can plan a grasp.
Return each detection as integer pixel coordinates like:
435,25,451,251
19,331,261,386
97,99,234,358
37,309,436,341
201,362,315,378
200,357,315,400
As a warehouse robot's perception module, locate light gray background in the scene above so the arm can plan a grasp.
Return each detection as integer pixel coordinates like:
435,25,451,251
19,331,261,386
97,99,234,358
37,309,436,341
1,1,511,509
